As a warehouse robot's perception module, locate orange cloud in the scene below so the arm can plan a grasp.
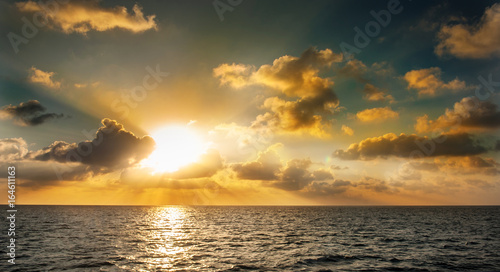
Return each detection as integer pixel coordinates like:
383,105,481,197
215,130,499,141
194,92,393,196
16,1,157,34
404,67,471,96
356,106,398,122
435,4,500,59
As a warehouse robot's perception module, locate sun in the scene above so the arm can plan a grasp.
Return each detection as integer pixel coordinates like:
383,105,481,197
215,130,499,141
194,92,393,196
141,125,207,173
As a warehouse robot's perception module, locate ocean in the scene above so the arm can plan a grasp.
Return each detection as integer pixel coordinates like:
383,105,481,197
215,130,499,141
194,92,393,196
1,206,499,271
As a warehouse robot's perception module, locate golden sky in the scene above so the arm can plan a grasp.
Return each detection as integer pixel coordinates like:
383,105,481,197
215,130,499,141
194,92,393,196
1,0,499,205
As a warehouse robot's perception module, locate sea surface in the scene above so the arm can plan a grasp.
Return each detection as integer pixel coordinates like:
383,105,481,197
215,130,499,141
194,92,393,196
1,206,499,271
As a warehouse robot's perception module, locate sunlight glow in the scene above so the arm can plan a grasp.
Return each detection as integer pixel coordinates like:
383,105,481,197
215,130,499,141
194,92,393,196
141,125,207,173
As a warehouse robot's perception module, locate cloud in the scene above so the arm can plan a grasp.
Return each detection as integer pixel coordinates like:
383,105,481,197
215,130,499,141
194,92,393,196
333,132,494,160
302,179,352,196
362,84,394,103
0,100,64,126
435,4,500,59
214,47,343,136
16,1,157,34
356,107,399,122
338,60,395,102
213,63,256,89
341,125,354,136
415,97,500,133
338,59,368,83
28,67,61,89
404,156,500,176
28,118,155,168
0,138,107,187
252,91,338,137
232,145,282,181
0,138,28,161
231,145,338,191
404,67,472,96
272,159,315,191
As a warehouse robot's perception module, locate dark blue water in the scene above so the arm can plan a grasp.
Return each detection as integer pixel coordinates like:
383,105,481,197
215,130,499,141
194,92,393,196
1,206,499,271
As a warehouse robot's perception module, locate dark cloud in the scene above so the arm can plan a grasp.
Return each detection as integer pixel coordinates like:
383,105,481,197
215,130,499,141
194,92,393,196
362,84,394,103
339,59,369,83
302,179,352,196
333,132,494,160
415,97,500,133
0,160,104,188
0,100,64,126
406,156,500,176
356,177,392,193
273,159,315,191
28,118,155,168
232,147,282,181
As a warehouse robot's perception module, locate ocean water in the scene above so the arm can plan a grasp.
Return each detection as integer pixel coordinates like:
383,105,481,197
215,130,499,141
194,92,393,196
1,206,499,271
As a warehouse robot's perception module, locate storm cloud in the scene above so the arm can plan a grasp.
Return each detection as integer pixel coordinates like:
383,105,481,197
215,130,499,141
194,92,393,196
29,118,155,168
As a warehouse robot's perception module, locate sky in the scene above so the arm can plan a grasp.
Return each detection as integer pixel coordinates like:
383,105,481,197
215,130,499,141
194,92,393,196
0,0,499,205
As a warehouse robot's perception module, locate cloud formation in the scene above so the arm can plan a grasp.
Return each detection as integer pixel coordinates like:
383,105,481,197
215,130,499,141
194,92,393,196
214,47,343,136
406,156,500,176
362,84,394,103
334,132,494,160
435,4,500,59
16,1,157,34
404,67,471,96
0,138,28,161
232,145,282,180
356,107,399,122
338,60,395,102
28,67,61,89
29,118,155,168
341,125,354,136
415,97,500,133
0,100,64,126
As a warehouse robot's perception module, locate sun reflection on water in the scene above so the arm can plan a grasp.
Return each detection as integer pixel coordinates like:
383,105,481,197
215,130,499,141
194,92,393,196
141,206,194,271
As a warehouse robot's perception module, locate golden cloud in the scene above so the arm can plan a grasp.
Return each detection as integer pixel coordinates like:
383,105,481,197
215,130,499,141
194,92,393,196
28,66,61,89
16,1,157,34
435,4,500,59
356,106,399,122
404,67,471,96
214,47,343,136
